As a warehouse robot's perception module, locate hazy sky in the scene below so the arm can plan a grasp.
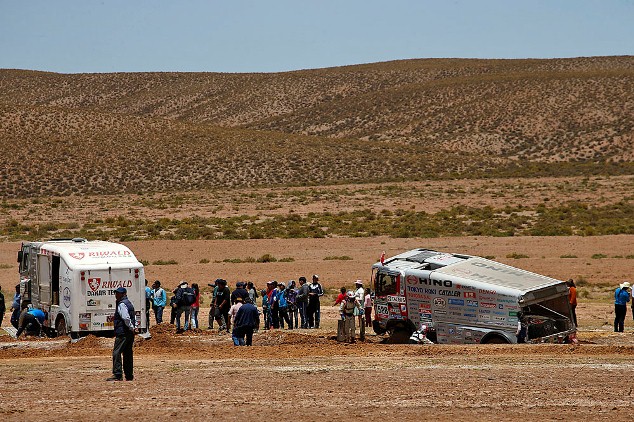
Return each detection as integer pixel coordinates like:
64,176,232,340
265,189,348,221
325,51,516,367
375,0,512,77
1,1,632,74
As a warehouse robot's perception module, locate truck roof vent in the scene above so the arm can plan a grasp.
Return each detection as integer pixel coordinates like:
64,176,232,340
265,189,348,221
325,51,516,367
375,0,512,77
405,250,441,264
72,238,87,243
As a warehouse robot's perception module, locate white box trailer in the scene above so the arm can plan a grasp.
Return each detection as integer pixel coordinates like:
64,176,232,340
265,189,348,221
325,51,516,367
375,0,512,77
17,238,147,338
372,249,576,344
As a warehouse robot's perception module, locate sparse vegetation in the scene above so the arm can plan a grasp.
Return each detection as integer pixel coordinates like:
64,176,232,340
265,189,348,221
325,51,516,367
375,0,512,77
506,252,529,259
560,254,578,258
152,259,178,265
324,256,353,261
591,254,608,259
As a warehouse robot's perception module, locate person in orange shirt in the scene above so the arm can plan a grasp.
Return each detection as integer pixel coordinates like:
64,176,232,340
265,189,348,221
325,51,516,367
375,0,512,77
567,279,577,326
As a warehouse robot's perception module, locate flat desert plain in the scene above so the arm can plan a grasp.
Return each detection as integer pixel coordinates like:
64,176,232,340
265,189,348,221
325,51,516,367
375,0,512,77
1,236,634,421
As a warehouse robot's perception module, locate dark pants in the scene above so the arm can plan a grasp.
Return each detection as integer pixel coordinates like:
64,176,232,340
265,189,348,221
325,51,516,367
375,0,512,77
16,313,41,337
271,305,280,329
279,306,292,329
216,309,230,332
175,305,191,330
112,331,135,380
232,326,255,346
145,299,151,328
289,305,298,329
154,306,164,324
614,304,627,332
11,308,20,329
365,307,373,327
571,304,577,327
307,299,320,328
263,307,270,329
170,306,177,324
297,301,307,328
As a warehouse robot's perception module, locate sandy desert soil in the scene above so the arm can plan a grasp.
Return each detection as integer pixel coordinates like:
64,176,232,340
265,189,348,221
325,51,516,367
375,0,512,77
2,236,633,420
1,318,634,421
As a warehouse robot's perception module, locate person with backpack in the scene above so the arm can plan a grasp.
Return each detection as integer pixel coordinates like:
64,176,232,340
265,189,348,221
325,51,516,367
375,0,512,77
174,281,195,333
286,280,298,330
275,283,292,329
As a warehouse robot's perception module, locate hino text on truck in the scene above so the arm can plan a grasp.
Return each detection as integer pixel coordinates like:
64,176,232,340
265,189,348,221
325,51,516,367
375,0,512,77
372,248,576,344
17,238,147,338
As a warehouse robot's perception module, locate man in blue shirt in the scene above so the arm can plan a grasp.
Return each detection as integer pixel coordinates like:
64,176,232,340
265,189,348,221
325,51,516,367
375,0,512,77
16,305,46,338
107,287,136,381
151,280,167,324
614,281,631,332
232,298,260,346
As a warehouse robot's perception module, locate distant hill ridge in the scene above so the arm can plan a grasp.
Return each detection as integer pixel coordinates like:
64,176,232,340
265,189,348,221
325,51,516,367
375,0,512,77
0,56,633,197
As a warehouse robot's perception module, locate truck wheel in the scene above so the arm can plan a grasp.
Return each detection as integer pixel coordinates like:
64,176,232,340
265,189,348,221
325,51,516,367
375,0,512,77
481,334,510,344
56,318,68,337
386,326,413,344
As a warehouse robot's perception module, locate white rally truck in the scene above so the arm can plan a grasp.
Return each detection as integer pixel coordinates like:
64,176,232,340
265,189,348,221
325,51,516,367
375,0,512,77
372,248,576,344
17,238,147,338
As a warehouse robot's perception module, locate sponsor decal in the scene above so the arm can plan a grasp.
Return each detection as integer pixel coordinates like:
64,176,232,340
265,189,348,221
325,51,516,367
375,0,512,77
88,278,101,292
439,290,460,297
480,302,497,309
508,311,519,317
420,279,453,288
406,290,432,301
63,287,71,308
498,304,504,309
494,316,506,321
87,299,98,307
508,317,518,323
448,298,465,306
376,304,389,316
406,286,437,295
463,291,476,299
69,252,85,260
419,303,431,310
478,309,491,314
480,314,491,320
435,310,447,316
466,300,478,307
406,275,419,285
387,295,406,304
87,250,132,259
463,313,477,318
433,298,446,308
478,289,497,295
449,328,455,335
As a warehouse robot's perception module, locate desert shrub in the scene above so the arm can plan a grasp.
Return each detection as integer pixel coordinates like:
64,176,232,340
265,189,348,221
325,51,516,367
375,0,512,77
591,254,608,259
506,252,529,259
199,258,210,264
152,259,178,265
257,254,277,263
560,254,578,258
324,256,353,261
278,257,295,262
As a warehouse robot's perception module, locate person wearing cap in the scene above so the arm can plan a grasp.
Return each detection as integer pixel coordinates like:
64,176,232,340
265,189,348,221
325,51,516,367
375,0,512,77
296,277,310,329
353,280,366,329
231,281,249,305
173,281,191,333
107,287,136,381
207,279,221,330
307,275,324,329
274,283,292,329
151,280,166,324
268,281,280,329
340,291,362,342
614,281,631,332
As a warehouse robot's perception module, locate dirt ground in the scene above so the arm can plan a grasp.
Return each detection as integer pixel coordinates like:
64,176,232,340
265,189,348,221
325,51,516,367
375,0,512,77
2,236,634,420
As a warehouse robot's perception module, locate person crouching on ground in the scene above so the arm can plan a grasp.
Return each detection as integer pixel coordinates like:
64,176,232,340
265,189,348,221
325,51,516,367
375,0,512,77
16,303,46,338
232,297,260,346
107,287,136,381
614,281,631,332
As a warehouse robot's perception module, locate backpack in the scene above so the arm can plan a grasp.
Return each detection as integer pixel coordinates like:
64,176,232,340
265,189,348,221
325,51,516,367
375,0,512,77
182,287,196,306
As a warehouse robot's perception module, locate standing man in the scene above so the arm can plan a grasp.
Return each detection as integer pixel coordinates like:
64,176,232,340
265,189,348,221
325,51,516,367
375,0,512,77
307,275,324,329
232,297,260,346
107,287,136,382
567,279,578,327
214,279,231,333
144,279,152,329
10,284,21,329
208,279,220,330
174,281,193,333
296,277,309,329
0,286,5,327
152,280,166,324
614,281,631,333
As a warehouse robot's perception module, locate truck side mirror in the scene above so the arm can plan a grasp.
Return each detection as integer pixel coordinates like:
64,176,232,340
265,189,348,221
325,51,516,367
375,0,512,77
17,251,23,263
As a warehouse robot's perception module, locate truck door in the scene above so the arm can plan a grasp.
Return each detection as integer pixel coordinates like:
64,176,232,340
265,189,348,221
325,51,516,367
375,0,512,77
403,271,433,328
373,270,403,327
37,253,51,306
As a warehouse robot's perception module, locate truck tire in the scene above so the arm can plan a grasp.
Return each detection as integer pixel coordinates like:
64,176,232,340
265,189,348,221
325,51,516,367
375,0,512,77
385,320,416,344
55,317,68,337
481,334,510,344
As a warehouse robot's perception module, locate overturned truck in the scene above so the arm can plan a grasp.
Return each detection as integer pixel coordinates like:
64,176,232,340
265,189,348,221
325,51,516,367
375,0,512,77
372,249,576,344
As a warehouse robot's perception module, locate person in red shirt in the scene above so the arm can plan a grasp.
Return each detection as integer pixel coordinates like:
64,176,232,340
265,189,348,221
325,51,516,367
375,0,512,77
333,287,347,307
567,279,577,326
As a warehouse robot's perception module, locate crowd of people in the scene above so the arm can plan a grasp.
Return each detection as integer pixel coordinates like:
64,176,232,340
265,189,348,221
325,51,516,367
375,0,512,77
143,275,376,344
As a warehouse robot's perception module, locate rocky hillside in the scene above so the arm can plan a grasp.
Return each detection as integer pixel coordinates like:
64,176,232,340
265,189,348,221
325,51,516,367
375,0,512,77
1,56,633,197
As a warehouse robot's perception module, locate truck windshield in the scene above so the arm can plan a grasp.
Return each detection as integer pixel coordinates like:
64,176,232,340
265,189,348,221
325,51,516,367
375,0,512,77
375,272,398,296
